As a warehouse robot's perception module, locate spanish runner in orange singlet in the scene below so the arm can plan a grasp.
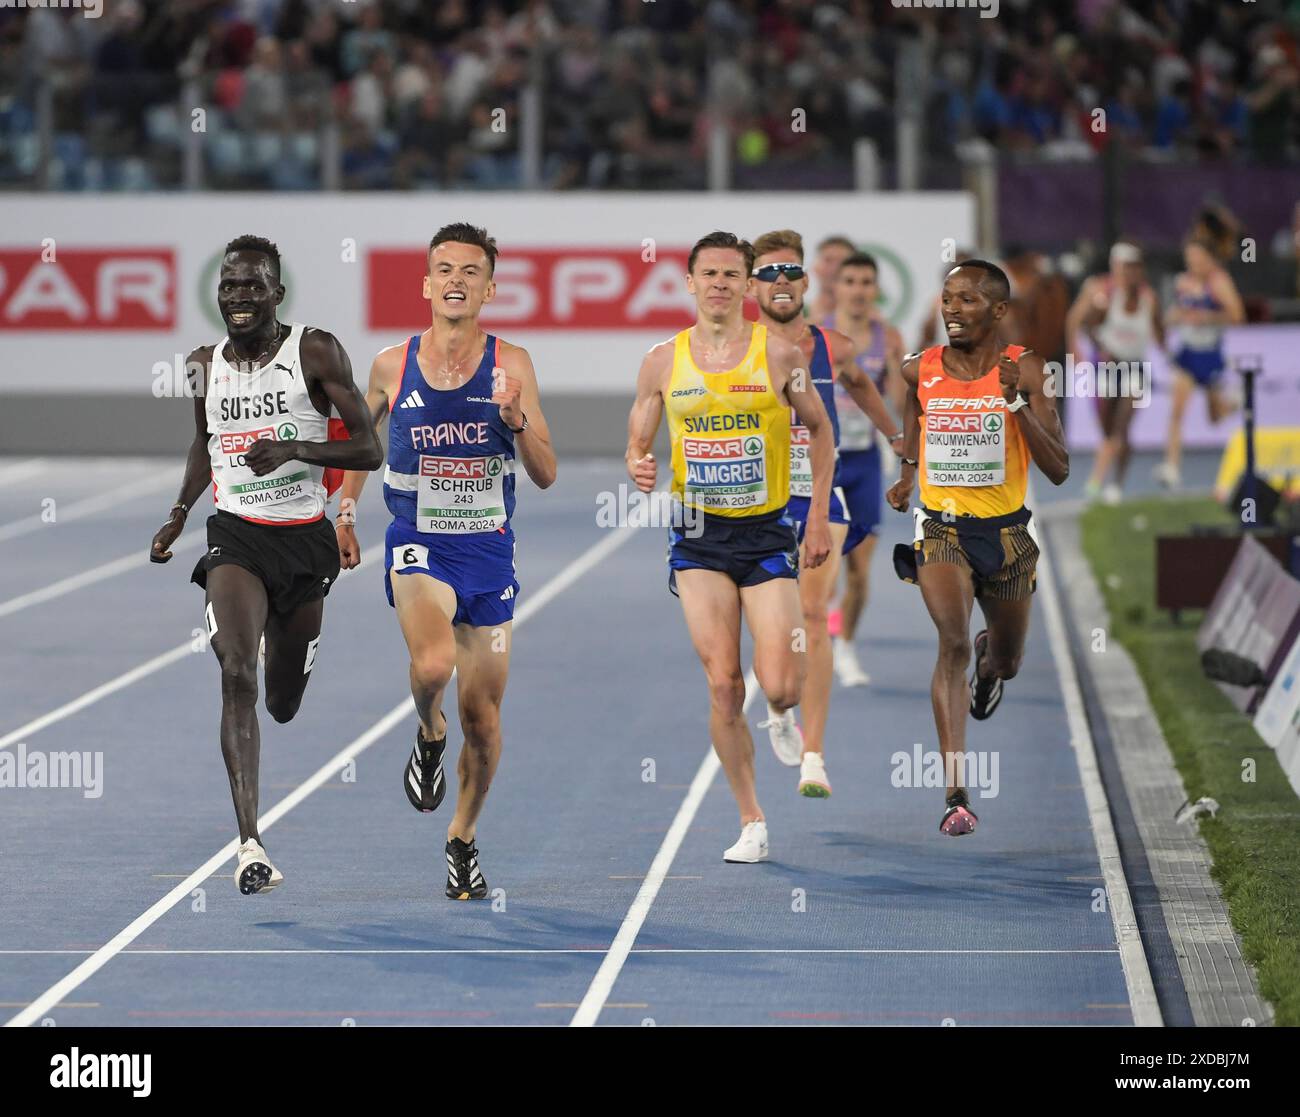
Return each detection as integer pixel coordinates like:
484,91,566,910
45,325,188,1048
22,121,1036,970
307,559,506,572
886,261,1069,835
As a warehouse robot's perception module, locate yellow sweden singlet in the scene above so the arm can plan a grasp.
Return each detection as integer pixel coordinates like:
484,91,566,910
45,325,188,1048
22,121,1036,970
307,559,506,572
666,324,790,518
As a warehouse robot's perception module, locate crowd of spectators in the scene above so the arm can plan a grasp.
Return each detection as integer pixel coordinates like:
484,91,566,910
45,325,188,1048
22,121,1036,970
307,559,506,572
0,0,1296,190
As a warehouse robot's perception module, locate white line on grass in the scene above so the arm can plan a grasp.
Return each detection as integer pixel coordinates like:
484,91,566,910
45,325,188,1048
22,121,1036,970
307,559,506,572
5,524,639,1028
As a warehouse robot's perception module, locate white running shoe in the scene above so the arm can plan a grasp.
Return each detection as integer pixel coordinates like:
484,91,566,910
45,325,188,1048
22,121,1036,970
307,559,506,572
234,838,282,895
723,820,769,863
759,705,803,767
833,638,871,687
1153,461,1180,490
1101,483,1122,506
798,752,832,798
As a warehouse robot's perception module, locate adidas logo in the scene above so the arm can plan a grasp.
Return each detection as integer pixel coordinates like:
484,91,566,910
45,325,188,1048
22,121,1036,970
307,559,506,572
499,585,515,601
399,389,426,409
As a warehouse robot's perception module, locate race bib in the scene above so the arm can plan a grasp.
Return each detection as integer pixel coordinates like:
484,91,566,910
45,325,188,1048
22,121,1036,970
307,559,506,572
416,455,507,533
789,424,812,498
682,434,768,511
924,406,1006,487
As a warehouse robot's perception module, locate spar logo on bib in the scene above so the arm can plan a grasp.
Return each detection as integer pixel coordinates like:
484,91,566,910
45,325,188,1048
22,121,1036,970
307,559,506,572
683,435,768,509
277,422,298,440
983,413,1003,433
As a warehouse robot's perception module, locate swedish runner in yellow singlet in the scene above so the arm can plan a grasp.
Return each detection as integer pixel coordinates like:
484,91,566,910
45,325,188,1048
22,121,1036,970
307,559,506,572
886,261,1069,836
626,231,836,863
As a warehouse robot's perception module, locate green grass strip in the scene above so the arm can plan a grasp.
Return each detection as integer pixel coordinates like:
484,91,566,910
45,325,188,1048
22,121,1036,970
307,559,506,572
1080,496,1300,1024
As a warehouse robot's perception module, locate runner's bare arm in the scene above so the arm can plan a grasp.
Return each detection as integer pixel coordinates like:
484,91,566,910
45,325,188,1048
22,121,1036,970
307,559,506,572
829,329,900,441
335,344,403,567
150,346,215,562
497,341,556,489
773,332,831,568
626,342,671,493
243,329,382,477
885,354,922,513
1208,271,1246,326
1149,287,1167,350
1002,350,1069,486
884,323,907,418
1064,277,1100,354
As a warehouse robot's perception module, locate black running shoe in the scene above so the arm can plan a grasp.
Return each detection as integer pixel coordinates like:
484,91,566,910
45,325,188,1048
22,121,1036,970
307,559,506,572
969,630,1004,721
403,723,447,813
445,836,488,900
939,788,979,836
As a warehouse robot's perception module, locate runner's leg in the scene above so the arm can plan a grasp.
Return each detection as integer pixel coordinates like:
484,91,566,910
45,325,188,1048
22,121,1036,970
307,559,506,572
391,570,456,740
206,563,270,844
447,621,511,843
675,568,761,822
797,521,848,754
916,560,976,796
840,534,876,641
262,596,325,724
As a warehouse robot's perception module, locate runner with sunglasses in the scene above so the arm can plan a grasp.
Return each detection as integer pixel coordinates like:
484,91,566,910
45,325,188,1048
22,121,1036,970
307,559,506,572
750,231,901,797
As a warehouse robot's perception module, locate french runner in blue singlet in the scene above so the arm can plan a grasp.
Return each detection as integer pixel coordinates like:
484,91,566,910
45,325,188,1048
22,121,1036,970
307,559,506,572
382,332,520,624
821,250,906,689
336,224,557,901
785,324,849,539
826,314,888,555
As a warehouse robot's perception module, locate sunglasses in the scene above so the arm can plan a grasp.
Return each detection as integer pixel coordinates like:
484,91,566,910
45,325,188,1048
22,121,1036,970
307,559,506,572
753,263,806,282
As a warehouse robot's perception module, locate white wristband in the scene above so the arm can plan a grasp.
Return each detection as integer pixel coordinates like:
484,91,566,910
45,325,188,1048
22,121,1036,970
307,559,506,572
1006,394,1028,413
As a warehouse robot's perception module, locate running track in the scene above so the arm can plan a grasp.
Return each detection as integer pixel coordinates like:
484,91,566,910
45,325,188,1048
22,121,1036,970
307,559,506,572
0,454,1205,1026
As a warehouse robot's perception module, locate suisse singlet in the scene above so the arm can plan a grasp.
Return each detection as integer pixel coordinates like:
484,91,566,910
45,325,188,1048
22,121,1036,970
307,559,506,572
916,344,1029,519
787,325,840,499
206,322,329,524
382,334,516,553
666,324,790,518
824,316,885,452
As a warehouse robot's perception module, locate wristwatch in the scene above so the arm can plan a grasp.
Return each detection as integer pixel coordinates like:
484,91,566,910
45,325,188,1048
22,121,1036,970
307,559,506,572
901,457,919,467
1006,392,1028,413
506,412,529,434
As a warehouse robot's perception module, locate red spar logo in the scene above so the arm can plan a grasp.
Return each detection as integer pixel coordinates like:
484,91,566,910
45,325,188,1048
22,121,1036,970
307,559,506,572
0,249,175,330
219,428,275,453
368,248,697,330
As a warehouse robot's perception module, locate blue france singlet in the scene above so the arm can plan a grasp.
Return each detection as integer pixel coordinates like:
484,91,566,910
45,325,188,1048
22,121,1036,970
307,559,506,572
824,316,885,451
383,334,516,561
786,325,841,509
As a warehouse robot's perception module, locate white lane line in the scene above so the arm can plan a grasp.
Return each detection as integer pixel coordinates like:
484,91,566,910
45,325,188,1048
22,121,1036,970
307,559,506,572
0,642,194,752
571,669,760,1028
0,459,47,488
0,471,179,544
0,532,205,621
1032,483,1161,1027
5,524,638,1029
0,535,382,752
0,947,1122,956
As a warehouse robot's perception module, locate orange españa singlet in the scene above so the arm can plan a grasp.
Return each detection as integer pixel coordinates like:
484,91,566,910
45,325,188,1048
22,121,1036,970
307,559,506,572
916,344,1029,518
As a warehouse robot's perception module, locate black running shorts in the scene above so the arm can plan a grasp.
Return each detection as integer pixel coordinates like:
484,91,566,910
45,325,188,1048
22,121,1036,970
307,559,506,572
191,510,341,615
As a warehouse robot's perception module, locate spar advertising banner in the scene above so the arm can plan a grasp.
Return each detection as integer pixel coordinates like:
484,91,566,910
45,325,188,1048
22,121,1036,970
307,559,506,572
1254,625,1300,798
1065,324,1300,452
0,194,972,397
1197,534,1300,713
